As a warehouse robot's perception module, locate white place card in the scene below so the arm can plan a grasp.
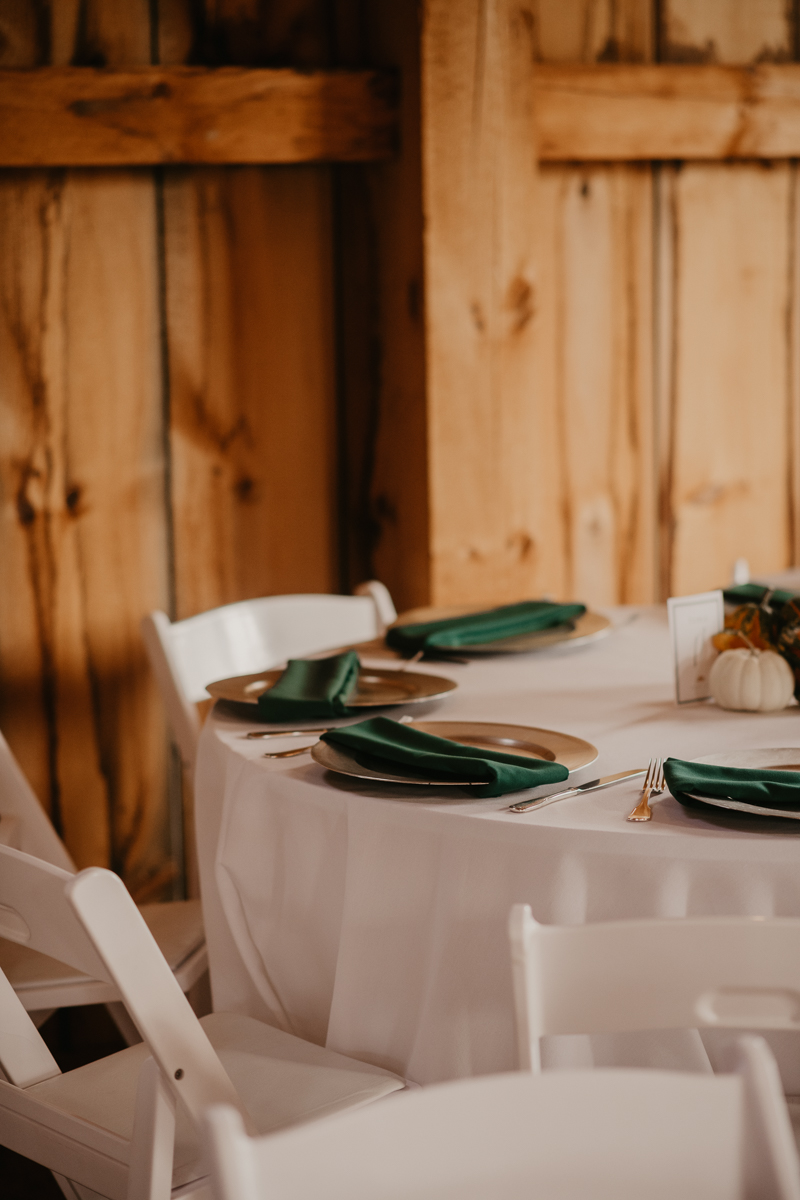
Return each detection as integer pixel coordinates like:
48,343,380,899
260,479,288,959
667,590,724,704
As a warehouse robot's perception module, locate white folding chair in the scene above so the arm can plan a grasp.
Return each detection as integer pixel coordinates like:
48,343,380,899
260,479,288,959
0,730,208,1039
0,844,405,1200
141,581,396,777
508,904,800,1073
205,1037,800,1200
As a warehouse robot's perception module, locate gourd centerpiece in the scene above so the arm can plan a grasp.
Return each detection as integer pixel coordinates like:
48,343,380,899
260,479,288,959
709,647,794,713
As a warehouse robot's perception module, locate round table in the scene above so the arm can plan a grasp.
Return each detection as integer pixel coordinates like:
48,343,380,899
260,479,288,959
195,606,800,1086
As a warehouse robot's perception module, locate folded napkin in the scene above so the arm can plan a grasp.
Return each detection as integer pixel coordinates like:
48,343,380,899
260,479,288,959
386,600,587,655
257,651,360,721
723,583,797,607
664,757,800,814
320,716,569,798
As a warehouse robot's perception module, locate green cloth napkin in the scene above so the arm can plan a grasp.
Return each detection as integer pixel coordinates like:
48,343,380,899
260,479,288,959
386,600,587,655
723,583,797,607
257,651,360,721
664,757,800,814
320,716,569,798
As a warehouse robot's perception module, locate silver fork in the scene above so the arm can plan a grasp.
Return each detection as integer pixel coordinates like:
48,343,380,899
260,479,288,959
625,757,665,822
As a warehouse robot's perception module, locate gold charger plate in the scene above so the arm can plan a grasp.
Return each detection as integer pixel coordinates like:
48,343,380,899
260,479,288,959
390,606,611,654
310,720,598,788
206,666,458,709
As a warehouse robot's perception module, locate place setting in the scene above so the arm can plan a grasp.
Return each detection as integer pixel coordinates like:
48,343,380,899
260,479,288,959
385,597,611,658
653,750,800,831
637,584,800,830
209,643,598,796
204,599,611,797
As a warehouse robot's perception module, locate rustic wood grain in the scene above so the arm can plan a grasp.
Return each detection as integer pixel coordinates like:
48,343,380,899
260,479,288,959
0,66,397,165
160,1,340,619
534,63,800,161
333,0,431,611
531,0,653,63
658,1,795,596
0,0,172,897
535,163,655,605
660,0,790,65
19,60,800,166
420,0,547,606
159,0,343,893
529,0,656,607
163,165,339,615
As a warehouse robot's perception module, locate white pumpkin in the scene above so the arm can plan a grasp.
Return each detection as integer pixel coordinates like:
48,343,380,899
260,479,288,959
709,648,795,712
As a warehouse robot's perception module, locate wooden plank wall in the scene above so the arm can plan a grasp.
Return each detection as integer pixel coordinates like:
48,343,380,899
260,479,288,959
533,0,656,608
3,0,800,884
332,2,431,611
0,0,342,893
158,3,339,619
657,0,798,595
418,0,655,609
0,0,171,895
419,0,800,607
420,0,545,606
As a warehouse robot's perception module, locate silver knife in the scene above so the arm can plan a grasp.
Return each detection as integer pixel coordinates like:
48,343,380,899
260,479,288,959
506,768,647,813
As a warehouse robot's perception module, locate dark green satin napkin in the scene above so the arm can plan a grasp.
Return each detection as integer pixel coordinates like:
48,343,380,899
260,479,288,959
320,716,569,798
723,583,797,607
386,600,587,655
664,757,800,813
257,651,360,721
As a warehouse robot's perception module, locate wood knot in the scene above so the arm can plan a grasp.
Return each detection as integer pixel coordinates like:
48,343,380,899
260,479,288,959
15,465,40,527
506,276,535,333
234,476,257,503
16,489,35,526
65,484,84,516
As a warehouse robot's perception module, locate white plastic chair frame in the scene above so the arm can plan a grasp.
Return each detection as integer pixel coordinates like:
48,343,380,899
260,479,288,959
0,844,405,1200
205,1038,800,1200
509,904,800,1072
0,729,207,1037
142,581,396,777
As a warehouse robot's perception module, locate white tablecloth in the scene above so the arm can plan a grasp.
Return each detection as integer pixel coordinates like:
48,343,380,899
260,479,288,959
195,607,800,1086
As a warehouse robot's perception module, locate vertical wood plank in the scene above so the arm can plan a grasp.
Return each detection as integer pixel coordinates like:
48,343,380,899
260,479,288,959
660,0,791,63
421,0,546,606
535,2,655,608
164,165,338,615
333,0,431,610
659,1,795,594
418,0,654,608
0,1,171,895
161,1,339,617
534,162,654,605
533,0,653,63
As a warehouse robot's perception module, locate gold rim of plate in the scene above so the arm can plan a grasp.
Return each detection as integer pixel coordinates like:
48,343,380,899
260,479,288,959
206,666,458,708
390,607,611,654
310,720,598,788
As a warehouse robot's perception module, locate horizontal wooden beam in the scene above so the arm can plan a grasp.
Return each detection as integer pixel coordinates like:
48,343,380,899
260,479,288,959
8,63,800,168
535,63,800,161
0,67,397,166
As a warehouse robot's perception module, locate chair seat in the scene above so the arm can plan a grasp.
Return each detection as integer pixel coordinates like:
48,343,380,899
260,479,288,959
138,900,207,989
25,1011,405,1191
0,900,207,1011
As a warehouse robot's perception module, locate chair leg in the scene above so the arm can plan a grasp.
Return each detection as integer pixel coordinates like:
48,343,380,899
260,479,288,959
105,1001,142,1047
127,1056,176,1200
